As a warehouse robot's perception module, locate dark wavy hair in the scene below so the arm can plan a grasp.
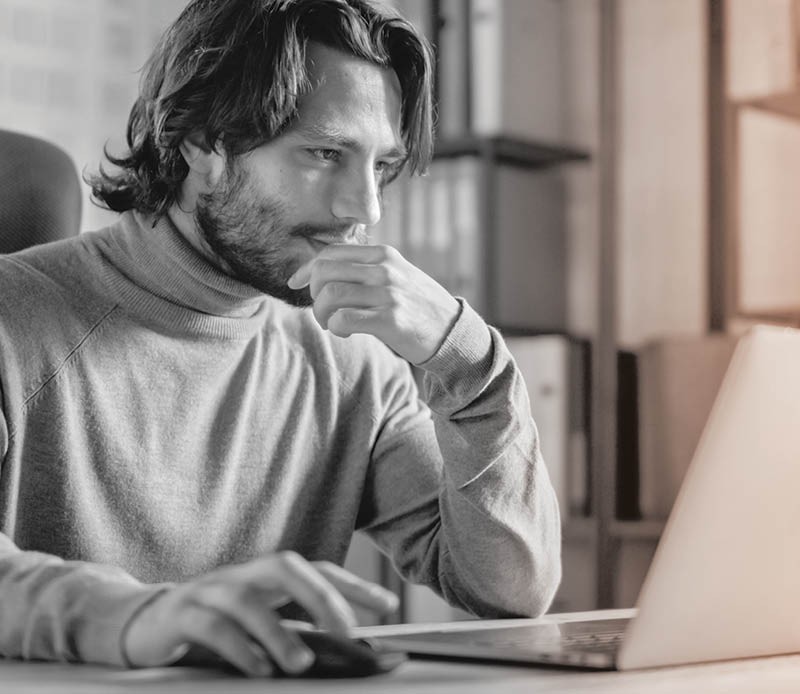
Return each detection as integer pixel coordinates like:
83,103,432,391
89,0,434,217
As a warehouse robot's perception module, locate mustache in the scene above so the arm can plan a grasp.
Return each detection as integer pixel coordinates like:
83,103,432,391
291,224,368,244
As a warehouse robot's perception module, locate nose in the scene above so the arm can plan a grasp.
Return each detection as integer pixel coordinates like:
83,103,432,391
331,164,382,227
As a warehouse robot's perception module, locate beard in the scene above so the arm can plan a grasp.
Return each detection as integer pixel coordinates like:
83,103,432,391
194,164,366,308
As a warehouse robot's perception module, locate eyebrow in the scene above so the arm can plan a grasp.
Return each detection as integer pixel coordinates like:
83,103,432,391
295,123,408,161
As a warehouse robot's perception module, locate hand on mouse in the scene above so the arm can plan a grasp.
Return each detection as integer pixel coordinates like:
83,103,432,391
121,552,399,677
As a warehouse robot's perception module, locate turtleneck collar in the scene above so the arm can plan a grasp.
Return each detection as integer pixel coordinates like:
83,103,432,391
91,210,273,339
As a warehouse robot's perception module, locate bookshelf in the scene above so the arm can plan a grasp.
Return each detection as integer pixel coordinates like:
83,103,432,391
369,0,717,617
593,0,800,610
718,0,800,330
352,0,604,620
433,135,589,331
434,135,590,168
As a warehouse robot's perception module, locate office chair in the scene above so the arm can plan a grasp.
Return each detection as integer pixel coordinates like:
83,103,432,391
0,129,82,254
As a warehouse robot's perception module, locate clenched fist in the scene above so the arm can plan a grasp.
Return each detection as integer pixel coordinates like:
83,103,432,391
288,244,460,365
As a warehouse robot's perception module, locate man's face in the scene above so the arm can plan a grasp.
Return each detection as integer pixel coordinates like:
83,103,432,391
195,42,406,307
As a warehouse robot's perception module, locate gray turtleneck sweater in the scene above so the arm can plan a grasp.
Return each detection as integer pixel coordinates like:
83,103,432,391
0,211,561,667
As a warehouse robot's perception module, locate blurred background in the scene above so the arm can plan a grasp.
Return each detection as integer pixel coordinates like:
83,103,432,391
1,0,795,622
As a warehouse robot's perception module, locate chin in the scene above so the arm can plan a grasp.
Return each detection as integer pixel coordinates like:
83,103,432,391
255,282,313,309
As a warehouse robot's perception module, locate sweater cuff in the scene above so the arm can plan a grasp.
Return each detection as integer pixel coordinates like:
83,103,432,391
63,579,173,668
416,298,493,395
117,585,175,668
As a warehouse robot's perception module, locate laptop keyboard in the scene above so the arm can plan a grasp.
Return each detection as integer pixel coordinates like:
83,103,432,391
385,619,628,655
467,625,626,654
557,631,625,653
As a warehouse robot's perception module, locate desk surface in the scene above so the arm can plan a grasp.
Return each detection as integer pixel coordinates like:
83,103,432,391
5,610,800,694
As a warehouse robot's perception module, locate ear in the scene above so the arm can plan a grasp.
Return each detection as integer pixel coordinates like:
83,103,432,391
179,132,225,189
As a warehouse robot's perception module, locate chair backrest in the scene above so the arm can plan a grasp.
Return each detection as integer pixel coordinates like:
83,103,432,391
0,129,82,254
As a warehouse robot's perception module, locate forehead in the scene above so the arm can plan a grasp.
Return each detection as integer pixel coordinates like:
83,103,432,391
287,42,404,153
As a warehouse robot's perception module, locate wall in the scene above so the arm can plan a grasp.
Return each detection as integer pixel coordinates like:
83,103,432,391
0,0,189,232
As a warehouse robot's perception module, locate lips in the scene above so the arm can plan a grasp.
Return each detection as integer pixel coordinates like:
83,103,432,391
307,233,358,245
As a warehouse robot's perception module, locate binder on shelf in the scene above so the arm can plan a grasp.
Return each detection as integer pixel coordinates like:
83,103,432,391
449,156,483,311
403,169,430,270
568,338,591,518
470,0,564,143
435,0,470,139
616,350,640,520
373,172,406,249
504,334,574,519
376,157,567,331
426,159,454,288
637,334,738,519
493,165,566,330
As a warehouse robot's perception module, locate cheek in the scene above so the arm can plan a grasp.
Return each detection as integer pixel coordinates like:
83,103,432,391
278,169,331,213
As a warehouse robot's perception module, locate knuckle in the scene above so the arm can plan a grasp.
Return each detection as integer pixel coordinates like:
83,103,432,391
228,580,259,605
385,286,402,307
277,550,305,572
378,244,398,262
315,560,336,572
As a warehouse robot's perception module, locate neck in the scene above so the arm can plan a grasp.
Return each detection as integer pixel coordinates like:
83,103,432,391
167,200,234,279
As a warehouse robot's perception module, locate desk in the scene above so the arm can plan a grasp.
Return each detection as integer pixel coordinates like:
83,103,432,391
5,611,800,694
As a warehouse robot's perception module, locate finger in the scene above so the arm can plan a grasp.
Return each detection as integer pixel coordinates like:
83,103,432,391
308,259,392,299
312,282,390,329
219,604,315,675
314,561,400,614
263,552,358,633
182,605,274,678
288,244,398,289
326,307,386,339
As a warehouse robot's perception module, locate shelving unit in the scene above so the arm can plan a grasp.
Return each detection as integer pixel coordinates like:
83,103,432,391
434,135,590,168
373,0,706,616
431,136,589,329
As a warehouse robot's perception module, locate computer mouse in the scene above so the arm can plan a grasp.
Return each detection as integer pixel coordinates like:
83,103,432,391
274,629,407,679
178,627,407,679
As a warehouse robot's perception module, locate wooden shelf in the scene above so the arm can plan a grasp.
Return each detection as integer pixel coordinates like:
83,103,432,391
434,135,590,169
563,518,665,543
742,92,800,121
610,520,665,540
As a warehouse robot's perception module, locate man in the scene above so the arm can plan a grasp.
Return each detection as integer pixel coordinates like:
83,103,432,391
0,0,561,678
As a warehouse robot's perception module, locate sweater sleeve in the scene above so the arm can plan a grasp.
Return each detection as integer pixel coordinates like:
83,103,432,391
0,531,170,666
0,411,169,666
359,299,562,618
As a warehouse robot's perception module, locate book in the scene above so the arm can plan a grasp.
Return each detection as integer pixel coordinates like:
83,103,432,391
493,165,566,330
378,157,567,331
449,156,483,311
435,0,470,139
470,0,564,142
637,334,738,519
504,334,572,519
737,107,800,316
726,0,797,101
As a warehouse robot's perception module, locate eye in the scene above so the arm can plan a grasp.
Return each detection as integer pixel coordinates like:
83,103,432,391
308,148,341,163
376,159,403,184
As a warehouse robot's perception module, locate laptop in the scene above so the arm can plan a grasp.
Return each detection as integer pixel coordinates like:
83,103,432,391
361,325,800,670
